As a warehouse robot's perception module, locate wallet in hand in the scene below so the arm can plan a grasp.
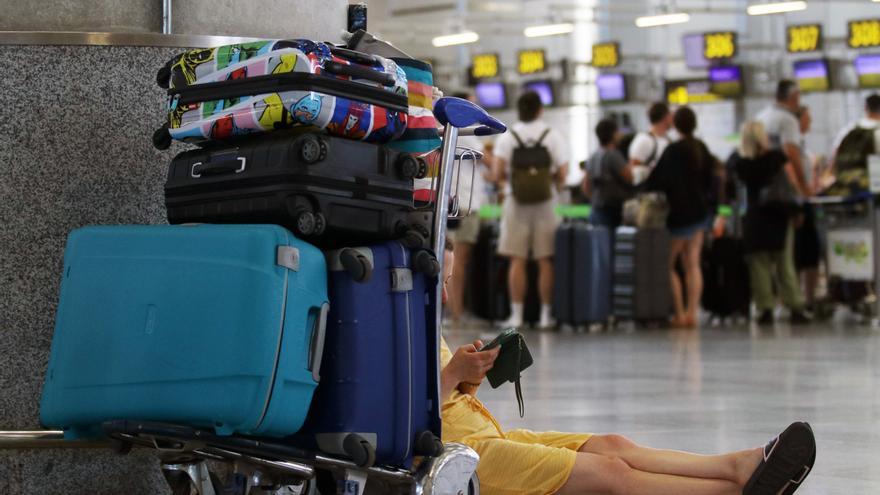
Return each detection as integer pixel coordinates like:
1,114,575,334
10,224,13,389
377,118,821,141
480,329,533,417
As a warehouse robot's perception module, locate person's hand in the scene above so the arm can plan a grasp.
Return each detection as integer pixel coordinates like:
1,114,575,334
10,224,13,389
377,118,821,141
446,340,500,386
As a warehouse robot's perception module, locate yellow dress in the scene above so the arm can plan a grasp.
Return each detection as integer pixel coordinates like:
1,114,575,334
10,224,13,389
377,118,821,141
440,338,592,495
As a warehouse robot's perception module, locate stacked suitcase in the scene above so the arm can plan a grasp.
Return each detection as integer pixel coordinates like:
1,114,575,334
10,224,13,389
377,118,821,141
38,39,466,474
612,227,673,324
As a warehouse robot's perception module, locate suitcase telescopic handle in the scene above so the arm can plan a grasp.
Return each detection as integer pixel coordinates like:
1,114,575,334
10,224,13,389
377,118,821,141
308,302,330,382
323,60,396,87
190,157,246,178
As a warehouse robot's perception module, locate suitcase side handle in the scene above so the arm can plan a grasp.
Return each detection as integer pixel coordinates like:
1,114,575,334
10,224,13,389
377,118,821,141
308,302,330,382
323,60,395,87
190,157,247,178
328,45,380,66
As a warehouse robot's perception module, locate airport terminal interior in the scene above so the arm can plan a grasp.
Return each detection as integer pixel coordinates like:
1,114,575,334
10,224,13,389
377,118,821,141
2,1,880,494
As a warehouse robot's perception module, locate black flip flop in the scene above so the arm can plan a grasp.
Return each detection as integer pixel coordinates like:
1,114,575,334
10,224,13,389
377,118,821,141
743,422,816,495
782,423,816,495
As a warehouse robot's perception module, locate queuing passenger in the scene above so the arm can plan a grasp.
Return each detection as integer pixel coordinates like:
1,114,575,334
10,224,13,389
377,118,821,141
493,92,568,329
733,122,810,325
825,93,880,195
832,93,880,155
447,92,494,325
756,80,812,197
793,106,821,310
628,102,673,179
438,242,817,495
644,107,720,328
583,118,635,230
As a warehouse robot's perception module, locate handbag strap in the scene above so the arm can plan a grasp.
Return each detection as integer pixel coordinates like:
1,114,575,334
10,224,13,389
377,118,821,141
515,335,525,418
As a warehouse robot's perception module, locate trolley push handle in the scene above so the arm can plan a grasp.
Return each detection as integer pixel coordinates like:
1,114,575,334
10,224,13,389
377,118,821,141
433,97,507,136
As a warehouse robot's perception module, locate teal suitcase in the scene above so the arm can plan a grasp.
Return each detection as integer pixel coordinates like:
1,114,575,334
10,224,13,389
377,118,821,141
39,224,329,439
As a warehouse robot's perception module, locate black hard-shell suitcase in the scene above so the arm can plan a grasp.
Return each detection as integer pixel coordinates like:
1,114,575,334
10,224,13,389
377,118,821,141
164,130,430,248
613,227,672,323
701,236,751,319
554,222,612,326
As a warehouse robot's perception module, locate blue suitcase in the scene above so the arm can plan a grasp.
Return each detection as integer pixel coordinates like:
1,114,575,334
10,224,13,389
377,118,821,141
297,241,441,468
553,222,612,325
40,224,329,440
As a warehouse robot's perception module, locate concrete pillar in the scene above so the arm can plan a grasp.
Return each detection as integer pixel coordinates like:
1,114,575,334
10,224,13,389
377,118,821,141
0,1,346,493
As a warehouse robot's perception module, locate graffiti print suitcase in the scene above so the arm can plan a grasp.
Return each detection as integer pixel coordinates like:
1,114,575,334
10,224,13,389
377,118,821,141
153,39,408,148
612,227,672,323
164,130,430,249
40,225,329,440
298,241,441,469
554,222,612,325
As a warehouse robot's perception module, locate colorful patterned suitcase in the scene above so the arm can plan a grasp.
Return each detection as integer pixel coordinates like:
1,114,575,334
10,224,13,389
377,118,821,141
296,241,442,469
40,225,329,440
153,39,408,148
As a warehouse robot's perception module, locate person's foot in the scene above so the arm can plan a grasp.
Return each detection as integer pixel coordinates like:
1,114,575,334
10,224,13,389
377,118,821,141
496,315,523,329
790,310,811,325
742,422,816,495
735,448,764,487
670,314,689,328
538,314,557,329
757,310,774,325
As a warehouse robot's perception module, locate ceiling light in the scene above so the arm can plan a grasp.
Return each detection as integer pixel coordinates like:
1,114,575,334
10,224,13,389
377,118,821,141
635,13,691,28
524,23,575,38
747,1,807,15
431,31,479,47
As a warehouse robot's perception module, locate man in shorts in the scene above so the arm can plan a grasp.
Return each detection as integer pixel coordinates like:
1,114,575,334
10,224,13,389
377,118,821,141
492,92,568,329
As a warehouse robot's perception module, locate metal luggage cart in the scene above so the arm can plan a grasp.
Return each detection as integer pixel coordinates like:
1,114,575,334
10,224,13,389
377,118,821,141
809,193,880,323
0,97,506,495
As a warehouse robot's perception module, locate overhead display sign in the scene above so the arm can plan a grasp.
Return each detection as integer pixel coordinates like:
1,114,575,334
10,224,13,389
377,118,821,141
518,49,547,75
471,53,500,79
703,32,737,60
592,42,620,68
849,19,880,49
787,24,822,53
666,79,721,105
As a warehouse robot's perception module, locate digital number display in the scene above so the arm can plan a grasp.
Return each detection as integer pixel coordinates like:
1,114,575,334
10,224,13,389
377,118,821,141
787,24,822,53
849,19,880,49
703,32,737,60
518,50,546,75
471,53,499,79
592,42,620,68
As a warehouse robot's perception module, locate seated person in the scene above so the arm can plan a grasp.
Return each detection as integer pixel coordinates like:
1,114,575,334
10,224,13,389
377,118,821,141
439,240,815,495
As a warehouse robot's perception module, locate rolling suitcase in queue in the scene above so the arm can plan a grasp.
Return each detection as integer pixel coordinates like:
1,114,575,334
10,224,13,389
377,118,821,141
153,39,409,149
164,129,430,249
613,227,672,324
554,222,612,327
40,225,329,439
701,236,751,321
297,241,442,469
466,221,540,325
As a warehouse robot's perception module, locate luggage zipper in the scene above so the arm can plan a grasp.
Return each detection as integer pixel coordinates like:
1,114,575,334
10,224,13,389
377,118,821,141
166,173,413,203
170,72,408,114
394,243,414,462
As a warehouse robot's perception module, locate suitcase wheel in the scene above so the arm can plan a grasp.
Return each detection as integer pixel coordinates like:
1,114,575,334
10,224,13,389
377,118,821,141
295,210,317,236
416,157,430,179
343,433,376,468
156,63,172,89
415,430,444,457
152,125,172,150
397,155,421,180
299,134,328,164
340,248,374,283
401,225,429,249
313,212,327,236
413,250,441,277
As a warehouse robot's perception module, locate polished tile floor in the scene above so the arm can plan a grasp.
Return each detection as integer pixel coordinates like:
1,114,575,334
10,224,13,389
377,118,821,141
443,318,880,494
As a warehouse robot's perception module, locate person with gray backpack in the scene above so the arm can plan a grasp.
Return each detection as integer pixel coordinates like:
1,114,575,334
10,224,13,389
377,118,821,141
492,91,569,329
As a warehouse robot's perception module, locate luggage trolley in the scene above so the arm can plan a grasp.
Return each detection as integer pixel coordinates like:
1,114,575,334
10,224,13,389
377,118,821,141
809,192,880,324
0,97,506,495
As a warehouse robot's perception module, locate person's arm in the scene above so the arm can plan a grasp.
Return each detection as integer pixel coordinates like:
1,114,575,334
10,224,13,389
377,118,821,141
440,340,500,401
556,163,569,189
582,172,592,198
628,134,648,167
783,142,812,197
494,157,507,185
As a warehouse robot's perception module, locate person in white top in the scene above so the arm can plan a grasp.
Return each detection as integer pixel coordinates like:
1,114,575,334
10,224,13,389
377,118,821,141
628,102,673,180
756,80,813,198
493,92,569,329
831,93,880,157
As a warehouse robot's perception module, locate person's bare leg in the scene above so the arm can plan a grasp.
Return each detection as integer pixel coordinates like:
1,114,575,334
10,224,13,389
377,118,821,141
556,452,742,495
581,434,762,486
508,257,527,304
538,257,554,306
669,239,688,325
449,242,472,321
684,233,704,326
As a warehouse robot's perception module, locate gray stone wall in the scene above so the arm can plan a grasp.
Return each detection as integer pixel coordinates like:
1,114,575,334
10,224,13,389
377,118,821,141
0,0,347,39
